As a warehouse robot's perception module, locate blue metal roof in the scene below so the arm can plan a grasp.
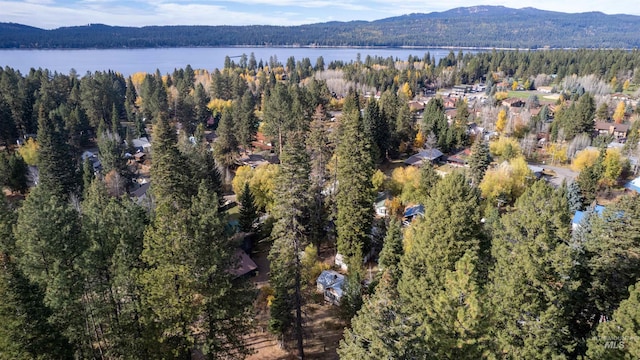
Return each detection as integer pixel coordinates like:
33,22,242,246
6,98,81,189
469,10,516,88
404,204,425,218
625,176,640,193
572,205,605,225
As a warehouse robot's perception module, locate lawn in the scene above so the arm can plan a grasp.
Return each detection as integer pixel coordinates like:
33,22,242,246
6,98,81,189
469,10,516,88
507,90,540,99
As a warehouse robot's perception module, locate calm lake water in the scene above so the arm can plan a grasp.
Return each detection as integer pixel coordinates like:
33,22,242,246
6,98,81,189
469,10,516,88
0,47,476,76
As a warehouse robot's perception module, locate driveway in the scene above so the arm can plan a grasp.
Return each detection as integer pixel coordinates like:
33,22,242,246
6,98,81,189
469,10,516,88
531,162,579,187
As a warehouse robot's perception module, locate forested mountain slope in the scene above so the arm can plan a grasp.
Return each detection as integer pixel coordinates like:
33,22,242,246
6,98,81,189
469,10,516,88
1,6,639,49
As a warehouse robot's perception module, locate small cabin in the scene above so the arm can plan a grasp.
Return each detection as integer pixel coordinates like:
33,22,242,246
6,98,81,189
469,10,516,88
316,270,345,305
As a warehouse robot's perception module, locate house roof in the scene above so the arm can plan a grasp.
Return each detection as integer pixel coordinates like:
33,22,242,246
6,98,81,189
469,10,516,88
408,101,424,111
131,137,151,149
317,270,345,294
503,98,525,107
447,148,471,164
594,121,630,133
375,192,390,208
229,249,258,278
404,148,444,166
81,151,95,160
624,176,640,193
131,182,150,198
404,204,425,218
572,205,605,225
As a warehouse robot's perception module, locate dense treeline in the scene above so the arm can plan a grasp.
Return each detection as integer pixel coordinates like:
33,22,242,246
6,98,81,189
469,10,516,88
1,46,640,359
3,6,640,49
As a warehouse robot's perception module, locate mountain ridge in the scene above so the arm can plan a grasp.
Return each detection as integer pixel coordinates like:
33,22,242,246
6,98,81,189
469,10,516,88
1,5,639,49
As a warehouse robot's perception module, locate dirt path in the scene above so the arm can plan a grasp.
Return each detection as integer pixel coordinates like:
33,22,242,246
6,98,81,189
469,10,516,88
245,303,344,360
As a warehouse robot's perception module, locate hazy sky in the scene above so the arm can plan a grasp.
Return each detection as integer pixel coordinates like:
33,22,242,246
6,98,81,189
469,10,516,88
3,0,640,29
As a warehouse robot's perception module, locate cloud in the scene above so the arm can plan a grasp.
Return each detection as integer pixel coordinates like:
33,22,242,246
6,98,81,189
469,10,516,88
0,0,316,28
1,0,639,29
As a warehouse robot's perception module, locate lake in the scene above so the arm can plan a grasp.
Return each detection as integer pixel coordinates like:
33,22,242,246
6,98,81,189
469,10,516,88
0,47,476,77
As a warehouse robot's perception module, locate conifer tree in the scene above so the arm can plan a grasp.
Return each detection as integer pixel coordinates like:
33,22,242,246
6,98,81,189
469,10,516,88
124,76,137,122
184,142,223,204
193,83,210,124
97,127,124,176
307,104,331,248
263,82,295,158
0,197,73,359
586,280,640,359
377,217,403,280
577,160,603,207
398,172,486,357
189,182,255,359
362,99,383,162
575,92,596,135
268,133,310,358
0,152,28,193
150,115,189,207
414,161,441,205
79,180,151,358
585,195,640,320
336,90,375,273
235,89,258,153
238,182,258,233
395,103,415,151
488,181,576,358
468,138,491,187
13,186,89,356
452,99,470,147
422,97,452,152
338,271,420,360
36,105,77,199
567,180,583,213
0,257,73,359
213,107,239,183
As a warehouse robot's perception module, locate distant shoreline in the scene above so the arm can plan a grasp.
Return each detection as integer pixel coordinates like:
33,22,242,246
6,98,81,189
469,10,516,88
2,45,633,51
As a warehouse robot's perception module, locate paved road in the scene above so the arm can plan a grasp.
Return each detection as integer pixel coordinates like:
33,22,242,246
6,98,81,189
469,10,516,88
530,162,579,187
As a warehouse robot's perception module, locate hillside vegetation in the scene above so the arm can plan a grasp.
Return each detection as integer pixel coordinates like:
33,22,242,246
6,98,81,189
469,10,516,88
1,6,640,49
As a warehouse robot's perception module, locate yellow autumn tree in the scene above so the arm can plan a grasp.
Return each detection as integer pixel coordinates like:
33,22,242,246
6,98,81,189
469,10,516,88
496,109,507,133
130,72,147,88
231,163,279,212
17,138,39,165
613,101,626,124
479,165,513,203
329,97,344,111
623,79,631,91
601,148,628,187
479,156,532,204
610,76,618,89
372,169,387,192
207,98,233,116
414,129,425,149
232,165,253,195
386,197,404,220
512,81,519,91
400,82,413,99
495,91,509,101
390,166,421,203
489,136,521,159
547,143,568,164
571,148,600,172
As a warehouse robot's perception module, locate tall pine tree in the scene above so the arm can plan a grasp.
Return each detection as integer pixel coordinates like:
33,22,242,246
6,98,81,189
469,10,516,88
268,133,310,358
336,90,375,273
488,181,577,359
398,172,487,358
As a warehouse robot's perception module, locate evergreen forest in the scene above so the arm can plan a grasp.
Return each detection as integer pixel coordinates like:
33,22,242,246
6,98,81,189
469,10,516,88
3,6,640,49
1,47,640,359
